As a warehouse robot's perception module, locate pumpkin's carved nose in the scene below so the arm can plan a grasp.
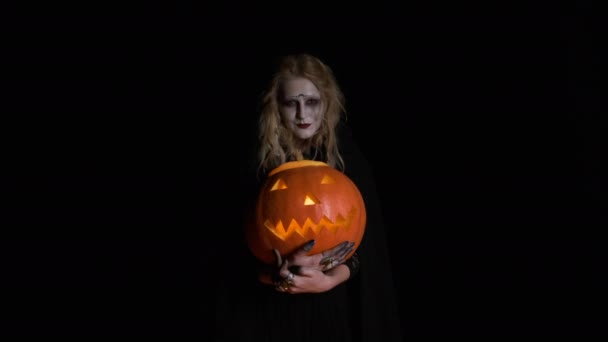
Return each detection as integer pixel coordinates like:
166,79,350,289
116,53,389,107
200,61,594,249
304,193,319,206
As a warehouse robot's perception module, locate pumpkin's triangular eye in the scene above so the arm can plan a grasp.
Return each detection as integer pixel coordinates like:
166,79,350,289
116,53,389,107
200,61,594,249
304,193,320,206
321,174,335,184
270,178,288,191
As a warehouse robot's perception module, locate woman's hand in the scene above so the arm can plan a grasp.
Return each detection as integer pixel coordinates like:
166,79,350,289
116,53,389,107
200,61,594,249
271,241,354,294
274,258,335,294
285,239,355,272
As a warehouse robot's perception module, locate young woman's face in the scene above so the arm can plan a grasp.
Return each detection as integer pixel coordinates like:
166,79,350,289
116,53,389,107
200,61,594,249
279,77,323,140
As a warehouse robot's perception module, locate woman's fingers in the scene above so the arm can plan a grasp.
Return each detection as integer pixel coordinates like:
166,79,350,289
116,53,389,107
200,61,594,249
273,241,356,294
283,267,331,294
319,241,354,270
286,240,316,266
336,244,354,260
285,240,356,271
273,248,283,269
274,259,296,293
321,241,352,259
292,240,316,257
278,259,290,278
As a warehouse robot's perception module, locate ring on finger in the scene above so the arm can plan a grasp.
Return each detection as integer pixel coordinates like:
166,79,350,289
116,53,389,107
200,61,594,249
321,257,336,269
285,272,295,285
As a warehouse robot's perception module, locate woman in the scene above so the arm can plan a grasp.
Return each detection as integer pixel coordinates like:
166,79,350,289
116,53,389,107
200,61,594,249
215,53,403,342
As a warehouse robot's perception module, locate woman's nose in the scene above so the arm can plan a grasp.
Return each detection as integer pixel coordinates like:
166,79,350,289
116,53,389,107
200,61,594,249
295,100,305,117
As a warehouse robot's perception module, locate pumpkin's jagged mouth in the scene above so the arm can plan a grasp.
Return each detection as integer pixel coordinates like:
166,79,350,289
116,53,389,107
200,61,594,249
264,208,357,241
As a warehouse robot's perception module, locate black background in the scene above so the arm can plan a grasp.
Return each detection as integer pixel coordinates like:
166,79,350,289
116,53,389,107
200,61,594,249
2,1,604,338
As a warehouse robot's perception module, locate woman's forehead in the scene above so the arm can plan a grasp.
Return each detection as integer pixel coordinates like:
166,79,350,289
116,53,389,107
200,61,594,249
280,77,320,97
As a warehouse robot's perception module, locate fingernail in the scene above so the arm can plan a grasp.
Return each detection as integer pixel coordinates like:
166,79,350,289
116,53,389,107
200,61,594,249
303,240,315,252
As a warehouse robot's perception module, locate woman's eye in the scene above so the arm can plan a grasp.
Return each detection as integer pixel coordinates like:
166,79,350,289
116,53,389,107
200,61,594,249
306,99,319,106
283,100,297,107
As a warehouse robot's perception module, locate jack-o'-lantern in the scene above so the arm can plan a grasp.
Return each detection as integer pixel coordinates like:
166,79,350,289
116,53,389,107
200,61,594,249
247,160,366,265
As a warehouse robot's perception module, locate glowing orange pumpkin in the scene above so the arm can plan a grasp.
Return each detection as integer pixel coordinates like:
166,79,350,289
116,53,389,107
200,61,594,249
247,160,366,265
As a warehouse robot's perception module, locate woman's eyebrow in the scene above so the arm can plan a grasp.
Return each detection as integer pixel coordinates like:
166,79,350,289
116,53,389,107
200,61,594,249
284,94,320,100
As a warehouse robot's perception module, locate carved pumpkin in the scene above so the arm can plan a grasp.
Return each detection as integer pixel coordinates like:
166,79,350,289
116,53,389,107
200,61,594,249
247,160,366,265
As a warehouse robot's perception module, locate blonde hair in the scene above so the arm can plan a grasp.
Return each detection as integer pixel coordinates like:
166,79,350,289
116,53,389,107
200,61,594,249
257,54,346,174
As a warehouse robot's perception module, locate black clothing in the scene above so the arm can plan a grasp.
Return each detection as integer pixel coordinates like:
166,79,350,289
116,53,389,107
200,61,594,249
214,123,403,342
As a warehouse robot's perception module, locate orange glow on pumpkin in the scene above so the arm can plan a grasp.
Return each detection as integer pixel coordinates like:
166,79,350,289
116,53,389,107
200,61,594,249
247,160,366,265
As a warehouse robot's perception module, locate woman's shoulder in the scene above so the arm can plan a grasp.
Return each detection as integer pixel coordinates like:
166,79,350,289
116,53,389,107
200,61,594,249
336,121,356,151
337,122,368,158
336,122,374,179
336,120,353,138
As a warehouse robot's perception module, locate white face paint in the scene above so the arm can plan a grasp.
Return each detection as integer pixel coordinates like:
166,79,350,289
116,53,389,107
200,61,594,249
279,77,323,140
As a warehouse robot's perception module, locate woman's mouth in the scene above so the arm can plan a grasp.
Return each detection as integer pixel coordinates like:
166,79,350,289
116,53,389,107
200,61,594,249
297,123,311,129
